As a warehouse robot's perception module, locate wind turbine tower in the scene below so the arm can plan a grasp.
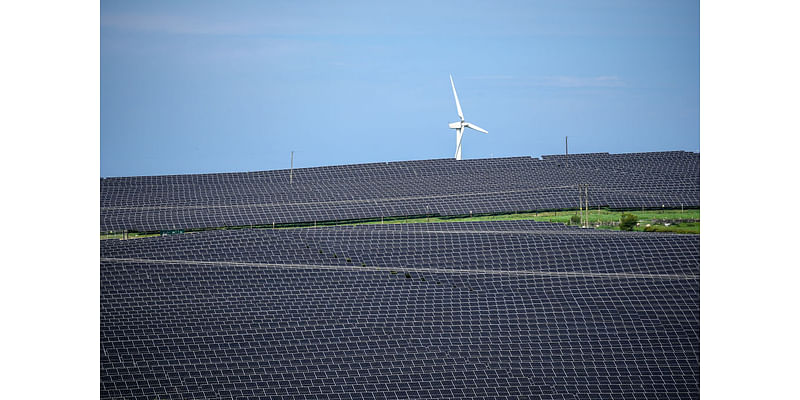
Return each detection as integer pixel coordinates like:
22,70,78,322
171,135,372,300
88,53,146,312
448,74,488,160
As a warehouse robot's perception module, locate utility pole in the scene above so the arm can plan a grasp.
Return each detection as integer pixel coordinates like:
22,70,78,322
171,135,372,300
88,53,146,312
584,185,589,228
577,184,590,228
290,151,294,184
565,136,569,167
578,184,583,227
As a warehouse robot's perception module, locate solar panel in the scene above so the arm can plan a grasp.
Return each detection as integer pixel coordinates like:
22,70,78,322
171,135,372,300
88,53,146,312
100,221,699,399
100,152,699,232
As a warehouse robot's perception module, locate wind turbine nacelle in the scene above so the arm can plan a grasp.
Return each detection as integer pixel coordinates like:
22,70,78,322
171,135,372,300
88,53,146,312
449,122,463,129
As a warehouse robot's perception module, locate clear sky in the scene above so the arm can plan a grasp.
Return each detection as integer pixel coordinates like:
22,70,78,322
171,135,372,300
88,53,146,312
100,0,699,177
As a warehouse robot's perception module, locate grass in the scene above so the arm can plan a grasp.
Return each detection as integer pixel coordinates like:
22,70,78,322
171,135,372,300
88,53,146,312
101,208,699,239
597,220,700,234
643,222,700,234
100,232,160,240
348,208,699,234
345,208,698,225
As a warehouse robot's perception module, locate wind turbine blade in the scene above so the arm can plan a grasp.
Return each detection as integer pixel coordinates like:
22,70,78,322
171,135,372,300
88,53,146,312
464,123,488,134
450,74,464,121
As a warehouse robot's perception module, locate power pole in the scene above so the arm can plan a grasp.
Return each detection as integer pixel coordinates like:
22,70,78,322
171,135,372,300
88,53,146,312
565,136,569,167
290,151,294,184
576,184,590,228
578,184,583,227
584,184,589,228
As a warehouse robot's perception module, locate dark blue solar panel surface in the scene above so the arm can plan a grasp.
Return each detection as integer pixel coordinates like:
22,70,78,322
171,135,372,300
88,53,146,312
101,151,699,232
101,221,699,399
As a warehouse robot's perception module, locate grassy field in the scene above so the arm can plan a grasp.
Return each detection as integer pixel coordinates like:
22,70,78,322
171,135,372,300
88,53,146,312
100,232,160,240
352,209,699,234
101,208,699,239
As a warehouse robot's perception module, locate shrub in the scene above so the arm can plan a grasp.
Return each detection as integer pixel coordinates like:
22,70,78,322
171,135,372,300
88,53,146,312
570,214,581,225
619,213,639,231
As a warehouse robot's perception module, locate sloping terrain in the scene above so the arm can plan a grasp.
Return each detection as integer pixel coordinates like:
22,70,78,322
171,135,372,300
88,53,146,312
101,152,699,232
101,221,699,399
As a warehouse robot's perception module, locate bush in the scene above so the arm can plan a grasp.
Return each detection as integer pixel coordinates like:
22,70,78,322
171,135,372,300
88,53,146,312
619,213,638,231
570,214,581,225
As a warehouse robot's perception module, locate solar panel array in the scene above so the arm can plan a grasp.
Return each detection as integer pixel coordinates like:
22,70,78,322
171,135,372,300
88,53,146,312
101,151,699,232
101,221,699,399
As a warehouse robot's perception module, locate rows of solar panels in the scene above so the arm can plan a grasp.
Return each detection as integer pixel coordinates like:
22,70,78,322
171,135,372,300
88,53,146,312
101,151,699,232
101,220,699,399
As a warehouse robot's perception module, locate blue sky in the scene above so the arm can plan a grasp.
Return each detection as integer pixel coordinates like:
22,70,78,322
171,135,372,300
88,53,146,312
100,0,699,177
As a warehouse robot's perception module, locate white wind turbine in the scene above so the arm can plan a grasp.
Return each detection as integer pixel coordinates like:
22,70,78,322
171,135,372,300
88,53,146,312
448,74,488,160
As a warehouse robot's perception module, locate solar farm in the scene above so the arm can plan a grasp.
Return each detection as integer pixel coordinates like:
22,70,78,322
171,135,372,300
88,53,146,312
101,151,700,399
101,151,698,233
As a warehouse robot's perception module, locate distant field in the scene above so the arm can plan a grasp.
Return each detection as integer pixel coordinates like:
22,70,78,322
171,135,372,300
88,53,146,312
351,209,700,234
100,232,160,240
102,208,699,240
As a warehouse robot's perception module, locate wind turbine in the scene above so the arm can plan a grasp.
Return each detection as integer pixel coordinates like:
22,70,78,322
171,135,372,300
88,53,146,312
448,74,488,160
